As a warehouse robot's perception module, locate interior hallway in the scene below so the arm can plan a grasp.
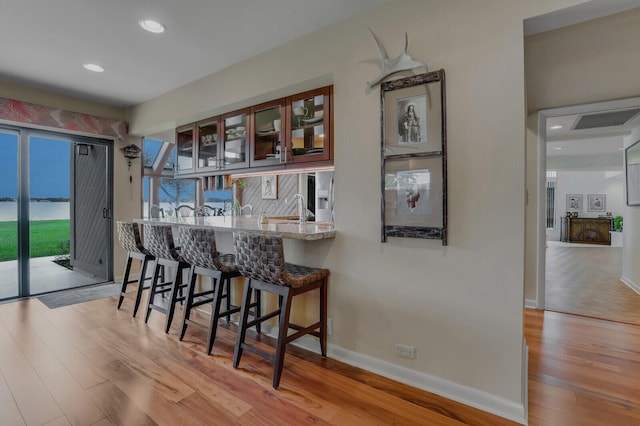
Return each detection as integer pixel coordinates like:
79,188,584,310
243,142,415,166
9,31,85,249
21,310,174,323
545,242,640,326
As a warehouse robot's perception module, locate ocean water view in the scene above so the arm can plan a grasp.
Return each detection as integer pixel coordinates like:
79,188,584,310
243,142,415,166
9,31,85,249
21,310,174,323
0,201,70,221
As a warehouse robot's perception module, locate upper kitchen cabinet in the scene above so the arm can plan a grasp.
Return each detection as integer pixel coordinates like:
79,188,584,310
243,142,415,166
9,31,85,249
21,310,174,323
286,86,332,164
175,123,196,175
195,116,221,172
250,99,285,168
221,108,250,170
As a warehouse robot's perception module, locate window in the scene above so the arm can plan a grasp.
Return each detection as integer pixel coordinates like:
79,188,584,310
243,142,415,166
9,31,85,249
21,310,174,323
546,171,557,229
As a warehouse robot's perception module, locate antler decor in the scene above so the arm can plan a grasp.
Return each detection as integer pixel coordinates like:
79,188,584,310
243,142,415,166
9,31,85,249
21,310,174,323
366,28,426,89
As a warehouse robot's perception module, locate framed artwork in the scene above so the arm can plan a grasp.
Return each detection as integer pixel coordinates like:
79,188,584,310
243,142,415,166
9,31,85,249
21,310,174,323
382,71,443,156
566,194,583,212
380,70,447,244
261,175,278,199
626,139,640,206
587,194,606,212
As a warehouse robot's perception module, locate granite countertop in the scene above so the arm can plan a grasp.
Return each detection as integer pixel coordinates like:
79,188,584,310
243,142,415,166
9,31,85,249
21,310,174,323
135,216,336,241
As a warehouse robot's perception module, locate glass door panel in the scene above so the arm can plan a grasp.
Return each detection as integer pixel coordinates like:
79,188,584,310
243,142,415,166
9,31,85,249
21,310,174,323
28,136,80,294
0,132,19,300
222,109,249,170
197,118,220,171
176,124,195,174
289,89,330,163
251,101,283,167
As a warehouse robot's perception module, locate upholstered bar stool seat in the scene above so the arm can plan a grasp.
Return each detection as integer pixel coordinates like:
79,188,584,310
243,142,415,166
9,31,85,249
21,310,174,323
116,221,154,317
178,227,261,354
232,232,328,389
143,224,191,333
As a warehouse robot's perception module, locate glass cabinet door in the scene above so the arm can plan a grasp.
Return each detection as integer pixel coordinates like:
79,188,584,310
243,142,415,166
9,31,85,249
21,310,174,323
175,124,195,174
196,118,220,171
221,109,249,170
251,100,284,167
288,87,331,163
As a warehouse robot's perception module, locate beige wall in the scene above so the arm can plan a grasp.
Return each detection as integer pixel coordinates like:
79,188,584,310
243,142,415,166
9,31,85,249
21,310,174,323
524,7,640,303
126,0,584,418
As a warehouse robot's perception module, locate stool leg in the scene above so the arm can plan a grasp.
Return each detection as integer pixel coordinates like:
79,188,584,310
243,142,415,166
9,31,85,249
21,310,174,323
254,288,262,334
233,278,254,368
206,272,224,354
132,256,150,317
165,265,183,333
117,255,133,309
145,262,162,323
180,266,198,341
320,278,328,357
224,276,232,323
273,287,293,389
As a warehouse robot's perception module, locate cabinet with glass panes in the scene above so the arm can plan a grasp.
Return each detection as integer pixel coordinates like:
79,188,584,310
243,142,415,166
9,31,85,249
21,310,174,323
285,86,331,164
175,123,195,175
174,85,332,177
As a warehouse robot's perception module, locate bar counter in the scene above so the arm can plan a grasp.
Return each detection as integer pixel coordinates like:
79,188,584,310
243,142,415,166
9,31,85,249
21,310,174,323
135,216,336,241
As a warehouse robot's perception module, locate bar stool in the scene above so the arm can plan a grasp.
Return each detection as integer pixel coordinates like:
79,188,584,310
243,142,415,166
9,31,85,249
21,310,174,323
178,227,261,354
232,232,328,389
143,224,191,333
116,221,154,317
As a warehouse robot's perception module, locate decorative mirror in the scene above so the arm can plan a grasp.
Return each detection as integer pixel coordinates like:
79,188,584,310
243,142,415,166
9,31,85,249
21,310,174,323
380,70,447,244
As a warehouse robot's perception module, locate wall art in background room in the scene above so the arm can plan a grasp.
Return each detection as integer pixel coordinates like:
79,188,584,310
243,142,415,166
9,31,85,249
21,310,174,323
587,194,606,212
566,194,583,212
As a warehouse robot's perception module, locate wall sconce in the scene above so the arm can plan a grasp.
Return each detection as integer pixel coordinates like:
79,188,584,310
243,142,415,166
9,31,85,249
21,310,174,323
121,144,142,169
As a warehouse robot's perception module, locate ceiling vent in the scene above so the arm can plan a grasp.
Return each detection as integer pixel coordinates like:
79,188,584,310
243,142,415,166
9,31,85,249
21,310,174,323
574,109,640,130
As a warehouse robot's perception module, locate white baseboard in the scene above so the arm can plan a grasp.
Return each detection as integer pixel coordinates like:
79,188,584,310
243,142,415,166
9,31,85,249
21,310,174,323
620,275,640,296
524,299,538,309
270,328,527,425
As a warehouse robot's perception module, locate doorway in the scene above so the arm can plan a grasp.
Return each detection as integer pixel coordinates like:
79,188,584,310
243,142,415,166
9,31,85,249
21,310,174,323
0,126,113,300
537,99,640,325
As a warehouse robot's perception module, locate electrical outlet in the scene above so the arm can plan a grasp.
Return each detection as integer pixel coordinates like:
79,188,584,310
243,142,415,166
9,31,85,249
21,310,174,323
327,318,332,335
395,344,416,359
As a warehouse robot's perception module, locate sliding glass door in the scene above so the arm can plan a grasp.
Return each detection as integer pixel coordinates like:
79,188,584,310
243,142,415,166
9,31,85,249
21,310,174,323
0,126,113,301
0,131,19,300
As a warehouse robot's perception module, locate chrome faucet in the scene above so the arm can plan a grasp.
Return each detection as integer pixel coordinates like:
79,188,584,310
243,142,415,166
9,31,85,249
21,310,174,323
286,193,306,224
240,204,253,216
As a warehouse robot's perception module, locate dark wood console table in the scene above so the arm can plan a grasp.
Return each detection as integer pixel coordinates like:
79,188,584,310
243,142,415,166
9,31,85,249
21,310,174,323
560,217,612,245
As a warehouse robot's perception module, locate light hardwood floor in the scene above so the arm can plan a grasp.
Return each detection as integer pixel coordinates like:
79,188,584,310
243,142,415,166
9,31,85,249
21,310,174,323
546,244,640,325
1,295,638,425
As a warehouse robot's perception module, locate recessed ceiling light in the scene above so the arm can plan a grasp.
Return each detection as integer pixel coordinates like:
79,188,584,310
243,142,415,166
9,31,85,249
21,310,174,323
83,63,104,73
554,147,564,150
549,125,563,130
139,19,166,34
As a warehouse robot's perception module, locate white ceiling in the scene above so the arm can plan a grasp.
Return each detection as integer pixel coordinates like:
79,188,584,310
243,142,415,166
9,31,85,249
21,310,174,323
546,111,640,158
0,0,386,108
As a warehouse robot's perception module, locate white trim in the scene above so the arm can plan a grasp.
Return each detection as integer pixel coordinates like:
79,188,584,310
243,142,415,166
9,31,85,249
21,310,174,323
271,328,527,424
329,344,527,424
524,299,538,309
522,339,529,425
621,275,640,296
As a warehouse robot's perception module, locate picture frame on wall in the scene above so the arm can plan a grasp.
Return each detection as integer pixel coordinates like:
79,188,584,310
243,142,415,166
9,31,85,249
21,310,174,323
382,71,443,157
587,194,606,212
380,70,447,244
566,194,583,212
261,175,278,200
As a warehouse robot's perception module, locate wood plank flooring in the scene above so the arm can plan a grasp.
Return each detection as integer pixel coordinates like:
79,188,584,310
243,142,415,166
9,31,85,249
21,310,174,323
546,245,640,325
0,293,638,425
525,309,640,426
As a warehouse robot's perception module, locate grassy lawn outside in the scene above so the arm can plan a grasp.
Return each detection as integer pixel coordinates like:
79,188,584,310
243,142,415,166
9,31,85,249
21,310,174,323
0,220,70,261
